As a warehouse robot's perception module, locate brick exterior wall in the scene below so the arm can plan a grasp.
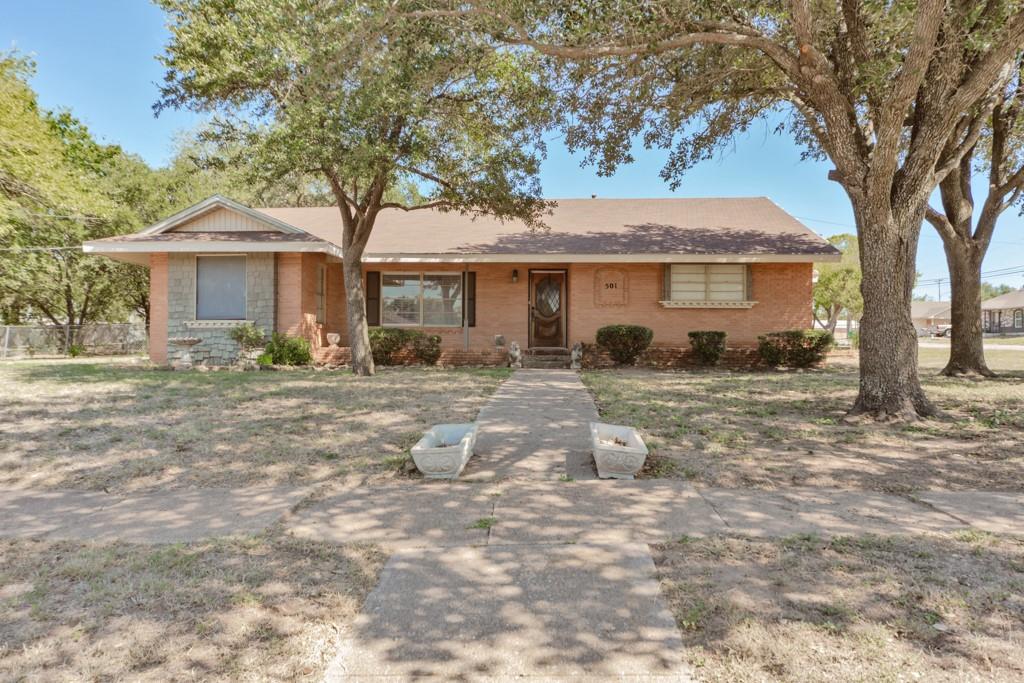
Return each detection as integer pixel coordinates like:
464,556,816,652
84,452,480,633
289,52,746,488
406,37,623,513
162,253,275,366
149,253,168,364
151,254,813,367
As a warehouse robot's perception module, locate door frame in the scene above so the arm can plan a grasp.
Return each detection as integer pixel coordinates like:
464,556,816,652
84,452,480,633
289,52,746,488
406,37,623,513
528,268,568,348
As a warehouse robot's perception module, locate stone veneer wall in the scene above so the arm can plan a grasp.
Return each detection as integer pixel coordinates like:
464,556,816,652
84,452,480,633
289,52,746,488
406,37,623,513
166,253,276,366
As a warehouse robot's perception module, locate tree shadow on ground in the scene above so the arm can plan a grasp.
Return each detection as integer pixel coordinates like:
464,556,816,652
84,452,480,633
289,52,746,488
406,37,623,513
652,532,1024,682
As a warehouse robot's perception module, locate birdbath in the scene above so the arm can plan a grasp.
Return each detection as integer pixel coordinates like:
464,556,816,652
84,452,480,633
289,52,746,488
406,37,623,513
169,336,202,370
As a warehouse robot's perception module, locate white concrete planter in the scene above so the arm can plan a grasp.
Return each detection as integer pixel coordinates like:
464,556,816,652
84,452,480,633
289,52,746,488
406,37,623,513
590,422,649,479
411,423,479,479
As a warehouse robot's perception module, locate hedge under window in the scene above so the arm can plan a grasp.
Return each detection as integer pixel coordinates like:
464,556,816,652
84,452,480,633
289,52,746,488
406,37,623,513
667,264,748,301
381,273,463,326
196,255,246,320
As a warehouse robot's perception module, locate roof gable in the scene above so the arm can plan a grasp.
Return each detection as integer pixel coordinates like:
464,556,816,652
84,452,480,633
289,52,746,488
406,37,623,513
143,195,303,236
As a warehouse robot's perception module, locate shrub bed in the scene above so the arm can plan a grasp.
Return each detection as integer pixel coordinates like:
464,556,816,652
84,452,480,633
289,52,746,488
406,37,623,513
757,329,833,368
596,324,654,365
264,332,312,366
687,330,727,366
369,328,442,366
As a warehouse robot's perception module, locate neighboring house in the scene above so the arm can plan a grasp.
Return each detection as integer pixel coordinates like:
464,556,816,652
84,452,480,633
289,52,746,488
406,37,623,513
911,300,952,332
84,195,840,366
982,289,1024,334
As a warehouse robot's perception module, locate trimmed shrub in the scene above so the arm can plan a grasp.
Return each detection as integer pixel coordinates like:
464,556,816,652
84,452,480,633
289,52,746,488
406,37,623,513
264,332,312,366
368,328,413,365
687,330,727,366
411,333,442,365
596,324,654,365
757,329,834,368
256,351,274,367
228,323,265,351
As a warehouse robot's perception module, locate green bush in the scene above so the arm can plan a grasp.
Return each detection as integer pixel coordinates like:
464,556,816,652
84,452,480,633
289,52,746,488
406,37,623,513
368,328,413,365
757,329,834,368
847,329,860,350
264,332,312,366
596,324,654,365
687,330,727,365
256,351,274,367
411,333,442,365
228,323,266,351
67,344,85,358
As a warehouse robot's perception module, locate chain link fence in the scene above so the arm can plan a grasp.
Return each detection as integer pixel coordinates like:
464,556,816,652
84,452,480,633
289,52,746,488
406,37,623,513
0,324,148,359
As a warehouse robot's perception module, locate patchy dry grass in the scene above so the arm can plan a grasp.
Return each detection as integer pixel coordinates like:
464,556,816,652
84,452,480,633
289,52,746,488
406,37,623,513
653,533,1024,682
0,359,510,492
582,353,1024,492
0,533,384,681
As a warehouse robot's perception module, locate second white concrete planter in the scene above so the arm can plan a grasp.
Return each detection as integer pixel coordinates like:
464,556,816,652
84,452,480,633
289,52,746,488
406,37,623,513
411,423,479,479
590,422,649,479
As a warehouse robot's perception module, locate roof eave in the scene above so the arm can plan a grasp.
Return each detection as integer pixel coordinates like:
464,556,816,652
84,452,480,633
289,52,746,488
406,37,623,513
82,240,344,261
361,252,839,264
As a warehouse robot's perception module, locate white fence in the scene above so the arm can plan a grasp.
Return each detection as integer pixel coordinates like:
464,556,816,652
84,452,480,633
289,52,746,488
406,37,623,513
0,324,148,359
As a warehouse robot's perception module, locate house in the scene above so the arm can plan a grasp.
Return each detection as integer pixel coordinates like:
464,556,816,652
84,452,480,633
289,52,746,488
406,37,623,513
982,289,1024,334
83,195,840,367
911,300,952,333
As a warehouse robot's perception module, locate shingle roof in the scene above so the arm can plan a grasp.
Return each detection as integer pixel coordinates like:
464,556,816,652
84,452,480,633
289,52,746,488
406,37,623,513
88,231,323,244
257,197,839,257
982,289,1024,310
911,301,951,319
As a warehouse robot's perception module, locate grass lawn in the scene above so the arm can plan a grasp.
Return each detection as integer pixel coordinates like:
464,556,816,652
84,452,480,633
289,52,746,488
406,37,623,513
582,351,1024,492
0,533,383,680
654,532,1024,682
0,359,511,492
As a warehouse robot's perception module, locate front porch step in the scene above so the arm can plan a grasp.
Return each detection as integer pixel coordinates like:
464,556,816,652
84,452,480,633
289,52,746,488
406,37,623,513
523,347,571,369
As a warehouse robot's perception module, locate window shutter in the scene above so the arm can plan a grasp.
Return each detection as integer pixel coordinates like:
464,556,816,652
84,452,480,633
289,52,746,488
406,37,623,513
663,264,671,300
465,272,477,327
365,271,381,326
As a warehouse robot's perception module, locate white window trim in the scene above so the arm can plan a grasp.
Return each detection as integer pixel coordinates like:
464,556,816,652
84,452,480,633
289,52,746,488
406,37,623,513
660,263,757,309
194,254,247,322
380,271,465,328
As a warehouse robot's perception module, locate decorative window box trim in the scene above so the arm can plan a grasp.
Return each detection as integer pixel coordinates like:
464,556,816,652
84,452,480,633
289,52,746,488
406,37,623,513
186,319,253,328
658,300,758,309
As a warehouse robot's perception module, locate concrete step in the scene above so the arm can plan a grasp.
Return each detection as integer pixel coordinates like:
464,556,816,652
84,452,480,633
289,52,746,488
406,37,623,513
525,347,570,357
522,357,571,369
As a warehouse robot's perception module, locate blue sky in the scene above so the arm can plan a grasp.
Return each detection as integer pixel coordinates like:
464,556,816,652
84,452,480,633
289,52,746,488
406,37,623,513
6,0,1023,295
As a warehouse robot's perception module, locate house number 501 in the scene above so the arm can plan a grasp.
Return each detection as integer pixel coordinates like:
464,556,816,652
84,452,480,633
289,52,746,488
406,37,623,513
604,282,618,289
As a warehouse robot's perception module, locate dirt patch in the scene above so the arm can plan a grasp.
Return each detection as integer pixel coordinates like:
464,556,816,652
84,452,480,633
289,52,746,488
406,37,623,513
653,532,1024,682
0,533,384,680
0,360,510,492
582,358,1024,492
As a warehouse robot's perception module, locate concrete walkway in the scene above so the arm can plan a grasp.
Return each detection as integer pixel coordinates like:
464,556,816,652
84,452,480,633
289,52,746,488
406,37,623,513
324,542,690,681
0,486,308,543
462,369,600,481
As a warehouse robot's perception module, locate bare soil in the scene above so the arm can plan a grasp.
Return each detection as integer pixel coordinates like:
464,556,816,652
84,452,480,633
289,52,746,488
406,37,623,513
0,533,384,681
583,351,1024,492
0,359,510,493
653,532,1024,682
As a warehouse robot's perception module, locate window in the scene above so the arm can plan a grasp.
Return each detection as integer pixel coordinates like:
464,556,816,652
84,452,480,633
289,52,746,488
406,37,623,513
1015,310,1023,329
196,255,246,320
381,273,463,326
666,264,748,302
316,264,327,324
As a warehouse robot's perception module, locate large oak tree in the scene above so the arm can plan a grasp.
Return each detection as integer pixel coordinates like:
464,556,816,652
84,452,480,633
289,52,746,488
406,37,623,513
925,57,1024,376
157,0,553,375
421,0,1024,418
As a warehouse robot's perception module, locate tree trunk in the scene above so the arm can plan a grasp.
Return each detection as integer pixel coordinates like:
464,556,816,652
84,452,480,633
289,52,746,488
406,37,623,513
850,203,937,420
941,243,993,376
342,253,375,376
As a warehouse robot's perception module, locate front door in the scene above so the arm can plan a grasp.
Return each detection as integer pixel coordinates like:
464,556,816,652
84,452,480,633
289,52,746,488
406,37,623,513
529,270,566,348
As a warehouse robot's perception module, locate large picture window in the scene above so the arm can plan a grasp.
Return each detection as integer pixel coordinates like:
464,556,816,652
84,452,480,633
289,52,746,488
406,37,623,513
196,255,246,320
381,273,463,326
667,264,748,302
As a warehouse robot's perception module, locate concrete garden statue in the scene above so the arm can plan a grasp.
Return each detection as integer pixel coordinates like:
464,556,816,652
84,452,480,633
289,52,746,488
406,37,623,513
508,341,522,368
570,341,583,369
590,422,649,479
411,423,480,479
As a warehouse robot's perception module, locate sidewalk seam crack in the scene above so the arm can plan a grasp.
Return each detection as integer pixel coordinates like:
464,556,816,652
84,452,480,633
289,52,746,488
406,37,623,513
694,486,730,529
